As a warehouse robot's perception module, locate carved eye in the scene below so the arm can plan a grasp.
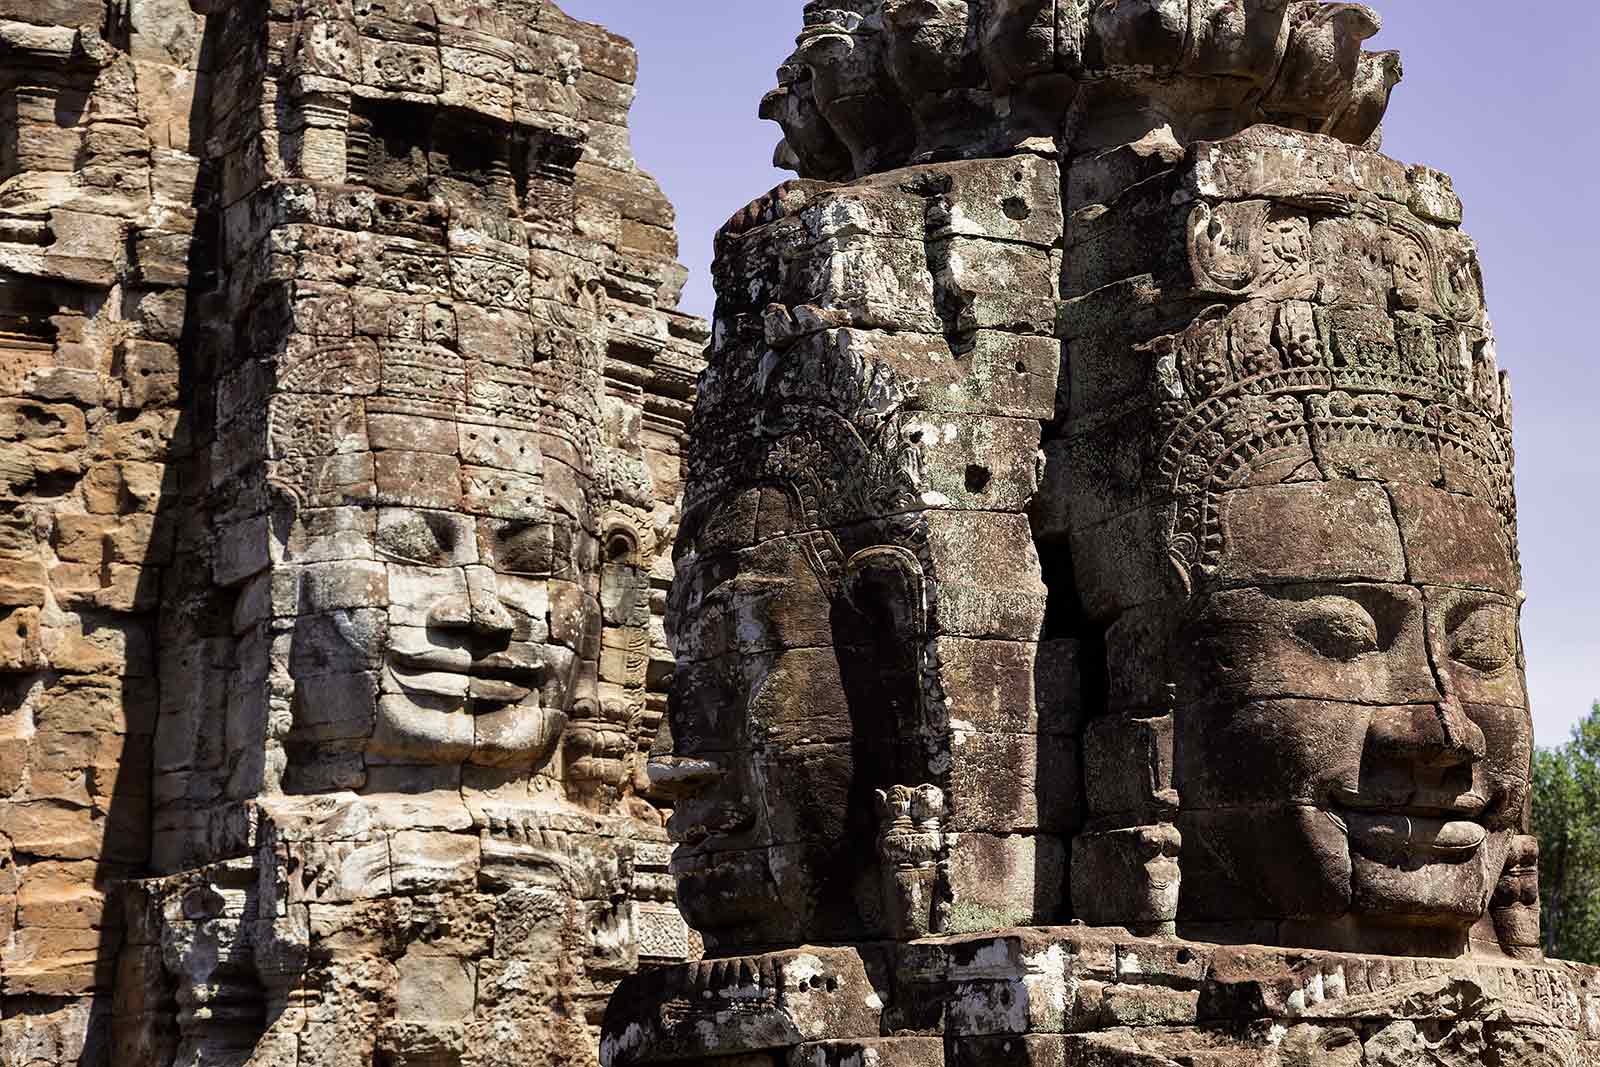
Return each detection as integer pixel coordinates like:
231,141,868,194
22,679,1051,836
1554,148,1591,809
1295,596,1380,661
1450,604,1518,673
377,510,457,566
485,521,554,577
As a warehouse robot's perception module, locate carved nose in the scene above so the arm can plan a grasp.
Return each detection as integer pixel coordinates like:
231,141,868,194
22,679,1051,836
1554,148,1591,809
646,754,724,801
429,569,514,637
464,566,514,637
1368,699,1487,770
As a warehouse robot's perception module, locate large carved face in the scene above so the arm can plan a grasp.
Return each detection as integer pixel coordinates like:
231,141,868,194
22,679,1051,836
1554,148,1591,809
366,481,598,774
1154,477,1531,950
276,356,604,791
661,484,925,949
268,93,605,793
1049,139,1538,954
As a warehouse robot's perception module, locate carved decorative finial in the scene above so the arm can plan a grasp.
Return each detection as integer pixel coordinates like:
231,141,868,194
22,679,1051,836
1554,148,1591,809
875,784,949,940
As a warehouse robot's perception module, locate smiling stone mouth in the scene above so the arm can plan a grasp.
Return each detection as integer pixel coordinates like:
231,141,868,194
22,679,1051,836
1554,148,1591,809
1329,785,1490,820
387,656,539,706
391,649,541,679
1328,808,1489,861
667,847,766,879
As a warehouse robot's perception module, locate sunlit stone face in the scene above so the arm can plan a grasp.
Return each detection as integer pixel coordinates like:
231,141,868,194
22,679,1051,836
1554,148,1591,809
365,500,597,771
1155,479,1532,951
266,87,606,793
278,384,604,791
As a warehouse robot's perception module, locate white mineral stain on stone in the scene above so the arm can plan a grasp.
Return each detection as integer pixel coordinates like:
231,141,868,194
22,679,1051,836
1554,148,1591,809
1325,965,1348,1000
1121,952,1143,976
1267,1023,1288,1045
946,203,977,236
787,952,828,988
1023,943,1069,1025
968,940,1015,971
599,1021,645,1062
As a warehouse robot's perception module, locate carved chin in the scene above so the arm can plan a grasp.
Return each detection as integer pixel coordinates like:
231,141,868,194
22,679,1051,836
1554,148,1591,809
472,703,566,769
1348,822,1505,925
670,849,782,933
369,691,564,769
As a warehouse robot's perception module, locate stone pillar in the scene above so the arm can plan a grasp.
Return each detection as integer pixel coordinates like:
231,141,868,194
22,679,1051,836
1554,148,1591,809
608,2,1555,1065
656,152,1074,953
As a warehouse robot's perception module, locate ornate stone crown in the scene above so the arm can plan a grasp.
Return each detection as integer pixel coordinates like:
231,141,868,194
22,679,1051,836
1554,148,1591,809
1152,185,1515,591
764,0,1403,180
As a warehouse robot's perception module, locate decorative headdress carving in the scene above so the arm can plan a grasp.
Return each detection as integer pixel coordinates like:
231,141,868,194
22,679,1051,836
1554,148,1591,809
681,340,929,597
1155,197,1514,591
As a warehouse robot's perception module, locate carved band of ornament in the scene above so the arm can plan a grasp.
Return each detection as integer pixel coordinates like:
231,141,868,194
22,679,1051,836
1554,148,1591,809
278,341,382,395
1187,201,1483,326
1157,366,1509,486
1164,397,1516,587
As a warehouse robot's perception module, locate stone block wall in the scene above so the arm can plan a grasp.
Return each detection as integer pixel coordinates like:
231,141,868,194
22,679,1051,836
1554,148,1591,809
0,0,204,1059
603,928,1600,1067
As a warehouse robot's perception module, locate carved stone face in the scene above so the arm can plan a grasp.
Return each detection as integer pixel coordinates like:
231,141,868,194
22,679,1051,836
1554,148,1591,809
368,501,596,770
1156,478,1531,949
665,491,840,943
281,391,603,787
270,94,605,793
661,486,924,948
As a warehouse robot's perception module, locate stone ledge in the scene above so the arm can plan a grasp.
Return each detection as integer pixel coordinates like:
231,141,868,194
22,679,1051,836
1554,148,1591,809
602,928,1600,1067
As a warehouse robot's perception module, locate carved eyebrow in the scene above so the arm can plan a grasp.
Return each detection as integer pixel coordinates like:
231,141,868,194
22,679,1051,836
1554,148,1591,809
1442,596,1518,632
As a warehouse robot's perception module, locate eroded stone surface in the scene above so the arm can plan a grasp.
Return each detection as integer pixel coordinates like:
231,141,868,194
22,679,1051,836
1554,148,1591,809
763,0,1403,180
616,3,1556,1066
649,0,1535,970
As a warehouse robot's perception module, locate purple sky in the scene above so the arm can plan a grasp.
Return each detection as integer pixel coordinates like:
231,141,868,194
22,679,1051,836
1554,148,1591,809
564,1,1600,747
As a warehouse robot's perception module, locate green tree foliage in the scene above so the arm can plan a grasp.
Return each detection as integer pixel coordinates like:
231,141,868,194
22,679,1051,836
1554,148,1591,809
1532,702,1600,962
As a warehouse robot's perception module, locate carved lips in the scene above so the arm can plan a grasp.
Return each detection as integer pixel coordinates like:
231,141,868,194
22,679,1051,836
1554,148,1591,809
387,643,542,707
1337,811,1489,863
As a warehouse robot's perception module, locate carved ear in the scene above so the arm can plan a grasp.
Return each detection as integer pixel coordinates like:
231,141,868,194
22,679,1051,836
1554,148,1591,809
841,545,927,640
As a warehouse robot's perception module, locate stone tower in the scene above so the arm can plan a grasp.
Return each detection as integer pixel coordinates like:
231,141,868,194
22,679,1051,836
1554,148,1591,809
605,3,1596,1064
0,0,705,1065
